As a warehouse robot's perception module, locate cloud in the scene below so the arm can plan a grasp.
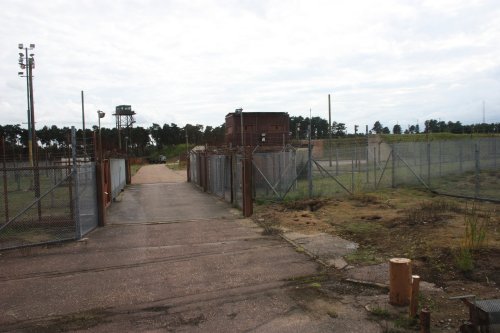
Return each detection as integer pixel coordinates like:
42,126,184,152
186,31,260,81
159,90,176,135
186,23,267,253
0,0,499,133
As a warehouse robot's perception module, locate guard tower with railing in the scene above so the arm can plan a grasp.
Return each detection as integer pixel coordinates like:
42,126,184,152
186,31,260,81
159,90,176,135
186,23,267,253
113,105,136,151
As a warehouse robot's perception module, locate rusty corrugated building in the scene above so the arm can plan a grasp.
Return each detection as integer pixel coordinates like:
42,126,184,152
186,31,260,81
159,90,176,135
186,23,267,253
225,112,290,147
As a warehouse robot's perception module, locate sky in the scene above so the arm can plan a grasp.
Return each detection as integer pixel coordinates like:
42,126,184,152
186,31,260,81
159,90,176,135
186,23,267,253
1,0,499,133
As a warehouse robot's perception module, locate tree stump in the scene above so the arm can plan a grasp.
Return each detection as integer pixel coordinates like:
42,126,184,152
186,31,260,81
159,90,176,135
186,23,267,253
389,258,412,306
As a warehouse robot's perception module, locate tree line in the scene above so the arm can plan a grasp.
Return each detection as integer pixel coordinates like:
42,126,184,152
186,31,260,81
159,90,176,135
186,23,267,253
372,120,500,135
0,123,225,158
0,117,498,158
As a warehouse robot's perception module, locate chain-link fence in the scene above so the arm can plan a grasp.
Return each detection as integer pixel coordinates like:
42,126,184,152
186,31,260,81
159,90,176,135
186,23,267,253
308,137,500,202
75,163,98,237
189,150,241,206
0,127,99,250
253,148,299,199
189,137,500,212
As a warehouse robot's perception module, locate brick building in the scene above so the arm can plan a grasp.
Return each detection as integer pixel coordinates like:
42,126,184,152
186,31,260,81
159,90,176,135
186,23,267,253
225,112,290,147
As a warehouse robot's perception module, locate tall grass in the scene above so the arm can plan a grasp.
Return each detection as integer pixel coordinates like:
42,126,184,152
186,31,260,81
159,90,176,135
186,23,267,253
462,202,489,251
455,202,490,272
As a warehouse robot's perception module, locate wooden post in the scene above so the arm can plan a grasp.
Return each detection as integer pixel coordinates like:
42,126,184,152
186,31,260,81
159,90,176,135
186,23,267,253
420,308,431,333
409,275,420,317
389,258,412,306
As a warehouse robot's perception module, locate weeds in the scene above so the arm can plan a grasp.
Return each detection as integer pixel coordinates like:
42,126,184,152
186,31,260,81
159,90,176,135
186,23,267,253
345,247,384,265
394,315,418,330
462,202,489,250
455,248,474,272
327,310,338,318
350,193,380,205
455,202,491,272
261,225,282,236
370,307,391,319
404,199,460,225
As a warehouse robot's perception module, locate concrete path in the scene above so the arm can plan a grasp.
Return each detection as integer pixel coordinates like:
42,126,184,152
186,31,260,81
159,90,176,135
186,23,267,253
0,165,369,332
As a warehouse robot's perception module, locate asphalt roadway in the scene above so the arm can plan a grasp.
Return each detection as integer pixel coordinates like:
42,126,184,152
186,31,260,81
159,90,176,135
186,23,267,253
0,164,369,332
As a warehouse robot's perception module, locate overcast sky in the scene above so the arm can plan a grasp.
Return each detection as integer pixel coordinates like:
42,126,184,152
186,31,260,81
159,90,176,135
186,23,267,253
1,0,499,133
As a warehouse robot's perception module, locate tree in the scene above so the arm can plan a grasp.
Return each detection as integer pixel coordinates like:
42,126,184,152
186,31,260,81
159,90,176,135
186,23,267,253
382,127,390,134
372,121,383,134
448,121,463,134
424,119,439,133
149,123,163,149
332,122,346,136
393,124,402,134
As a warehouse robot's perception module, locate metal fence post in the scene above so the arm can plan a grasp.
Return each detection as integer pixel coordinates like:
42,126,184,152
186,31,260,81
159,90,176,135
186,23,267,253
308,128,313,199
2,137,9,223
242,147,253,217
459,142,463,173
427,142,431,187
438,141,442,177
71,127,82,239
351,153,355,193
373,147,377,189
366,145,369,184
391,144,396,188
475,143,480,198
335,147,339,176
494,137,497,170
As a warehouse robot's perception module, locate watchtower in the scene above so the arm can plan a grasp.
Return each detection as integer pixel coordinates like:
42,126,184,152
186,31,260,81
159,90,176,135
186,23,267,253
113,105,136,150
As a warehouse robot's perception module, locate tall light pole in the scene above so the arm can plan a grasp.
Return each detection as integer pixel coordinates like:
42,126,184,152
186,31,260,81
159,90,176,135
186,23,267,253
97,110,105,161
18,43,41,219
18,43,36,165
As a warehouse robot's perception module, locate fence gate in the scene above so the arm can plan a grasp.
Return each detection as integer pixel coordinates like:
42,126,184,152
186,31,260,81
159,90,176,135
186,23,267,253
0,127,98,250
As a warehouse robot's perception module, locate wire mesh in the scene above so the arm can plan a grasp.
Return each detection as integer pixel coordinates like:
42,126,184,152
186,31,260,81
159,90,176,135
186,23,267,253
0,128,99,250
0,165,75,249
187,137,500,208
75,163,98,236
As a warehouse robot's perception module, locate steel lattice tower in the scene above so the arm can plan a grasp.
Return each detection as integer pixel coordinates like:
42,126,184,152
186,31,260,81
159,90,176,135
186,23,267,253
113,105,136,151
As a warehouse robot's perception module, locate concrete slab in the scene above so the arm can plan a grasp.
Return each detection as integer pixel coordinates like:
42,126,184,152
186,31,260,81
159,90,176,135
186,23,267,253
283,231,358,264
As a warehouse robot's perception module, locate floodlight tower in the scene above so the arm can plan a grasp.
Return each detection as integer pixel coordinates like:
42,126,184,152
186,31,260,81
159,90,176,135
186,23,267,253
17,43,36,165
113,105,136,152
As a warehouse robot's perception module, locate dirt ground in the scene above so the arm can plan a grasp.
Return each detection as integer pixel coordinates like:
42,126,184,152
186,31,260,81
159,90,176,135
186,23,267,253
252,188,500,332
